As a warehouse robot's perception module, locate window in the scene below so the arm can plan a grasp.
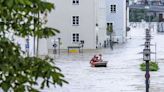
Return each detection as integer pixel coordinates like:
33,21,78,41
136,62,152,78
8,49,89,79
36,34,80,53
106,23,113,35
72,16,79,26
111,5,116,13
72,33,79,42
72,0,79,5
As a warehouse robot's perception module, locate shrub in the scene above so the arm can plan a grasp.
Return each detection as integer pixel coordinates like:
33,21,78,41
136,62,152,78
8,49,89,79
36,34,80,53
140,62,159,71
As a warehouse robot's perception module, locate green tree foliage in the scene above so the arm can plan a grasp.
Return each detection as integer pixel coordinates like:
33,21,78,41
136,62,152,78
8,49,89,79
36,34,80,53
0,0,67,92
0,0,60,38
106,24,113,36
140,62,159,71
108,25,113,33
129,9,158,22
129,9,146,22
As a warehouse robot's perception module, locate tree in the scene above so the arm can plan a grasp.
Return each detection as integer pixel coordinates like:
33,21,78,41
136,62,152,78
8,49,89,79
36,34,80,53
129,9,146,22
129,9,158,22
107,23,113,38
0,0,68,92
106,23,113,49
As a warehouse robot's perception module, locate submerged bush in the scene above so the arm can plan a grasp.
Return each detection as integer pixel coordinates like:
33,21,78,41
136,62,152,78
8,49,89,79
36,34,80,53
140,62,159,71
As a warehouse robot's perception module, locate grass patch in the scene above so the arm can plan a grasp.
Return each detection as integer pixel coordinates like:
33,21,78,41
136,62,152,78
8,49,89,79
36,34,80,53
140,62,159,71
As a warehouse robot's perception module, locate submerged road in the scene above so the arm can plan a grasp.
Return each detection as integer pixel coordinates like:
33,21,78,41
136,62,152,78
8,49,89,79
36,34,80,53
44,23,164,92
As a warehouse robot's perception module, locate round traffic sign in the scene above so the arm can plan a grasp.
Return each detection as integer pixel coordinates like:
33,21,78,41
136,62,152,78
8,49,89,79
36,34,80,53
145,73,150,79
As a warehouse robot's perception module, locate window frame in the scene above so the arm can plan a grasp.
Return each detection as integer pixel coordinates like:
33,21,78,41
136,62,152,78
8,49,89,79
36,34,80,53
72,16,79,26
110,5,116,13
72,0,79,5
72,33,80,43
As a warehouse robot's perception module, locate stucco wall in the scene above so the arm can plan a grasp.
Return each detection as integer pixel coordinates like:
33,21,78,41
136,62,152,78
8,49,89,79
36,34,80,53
46,0,97,49
106,0,127,43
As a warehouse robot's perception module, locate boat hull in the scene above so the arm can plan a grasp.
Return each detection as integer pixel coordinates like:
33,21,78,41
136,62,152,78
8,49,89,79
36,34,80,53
91,61,108,67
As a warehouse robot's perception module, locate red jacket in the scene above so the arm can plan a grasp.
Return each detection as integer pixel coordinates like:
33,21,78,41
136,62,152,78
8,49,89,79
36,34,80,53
90,57,98,64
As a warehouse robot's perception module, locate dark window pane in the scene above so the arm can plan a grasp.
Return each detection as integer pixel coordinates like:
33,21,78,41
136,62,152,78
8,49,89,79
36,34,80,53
76,1,79,4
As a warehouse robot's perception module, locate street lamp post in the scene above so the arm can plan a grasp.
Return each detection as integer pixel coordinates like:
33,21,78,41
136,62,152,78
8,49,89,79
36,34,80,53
146,29,150,35
155,43,157,63
145,30,151,42
53,39,57,54
143,48,151,92
25,37,30,57
58,37,61,55
145,35,151,41
143,27,152,92
145,41,150,49
80,40,84,53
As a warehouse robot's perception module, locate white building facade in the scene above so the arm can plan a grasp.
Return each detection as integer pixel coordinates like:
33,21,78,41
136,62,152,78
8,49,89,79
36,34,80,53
46,0,109,50
8,0,129,56
106,0,127,43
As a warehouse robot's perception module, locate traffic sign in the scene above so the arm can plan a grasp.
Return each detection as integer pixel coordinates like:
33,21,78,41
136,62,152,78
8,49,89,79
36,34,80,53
25,44,29,48
145,73,150,79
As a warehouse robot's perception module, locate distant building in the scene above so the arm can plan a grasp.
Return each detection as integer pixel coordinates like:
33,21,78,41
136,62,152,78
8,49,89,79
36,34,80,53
129,0,164,32
8,0,130,56
46,0,109,50
106,0,128,43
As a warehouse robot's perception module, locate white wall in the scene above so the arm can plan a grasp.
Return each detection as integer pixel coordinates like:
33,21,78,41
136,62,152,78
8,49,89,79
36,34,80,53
38,39,48,56
6,32,36,56
127,7,130,27
106,0,127,43
47,0,97,49
96,0,108,47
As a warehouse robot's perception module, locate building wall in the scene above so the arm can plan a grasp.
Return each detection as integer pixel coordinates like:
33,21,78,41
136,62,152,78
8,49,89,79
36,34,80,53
46,0,107,49
106,0,127,43
96,0,109,48
6,0,108,57
6,32,38,56
46,0,97,49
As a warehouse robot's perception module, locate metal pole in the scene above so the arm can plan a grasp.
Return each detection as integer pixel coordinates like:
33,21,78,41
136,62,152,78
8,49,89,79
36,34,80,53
155,43,157,63
81,44,83,53
149,15,151,30
53,38,57,57
58,38,61,55
36,12,40,57
27,36,29,57
34,35,36,56
145,60,150,92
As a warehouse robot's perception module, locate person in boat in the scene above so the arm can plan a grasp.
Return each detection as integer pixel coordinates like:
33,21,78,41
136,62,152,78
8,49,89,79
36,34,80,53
90,54,103,64
90,55,99,64
98,54,103,62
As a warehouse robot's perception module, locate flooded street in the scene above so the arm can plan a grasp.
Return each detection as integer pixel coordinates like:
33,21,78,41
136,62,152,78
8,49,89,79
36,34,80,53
45,23,164,92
